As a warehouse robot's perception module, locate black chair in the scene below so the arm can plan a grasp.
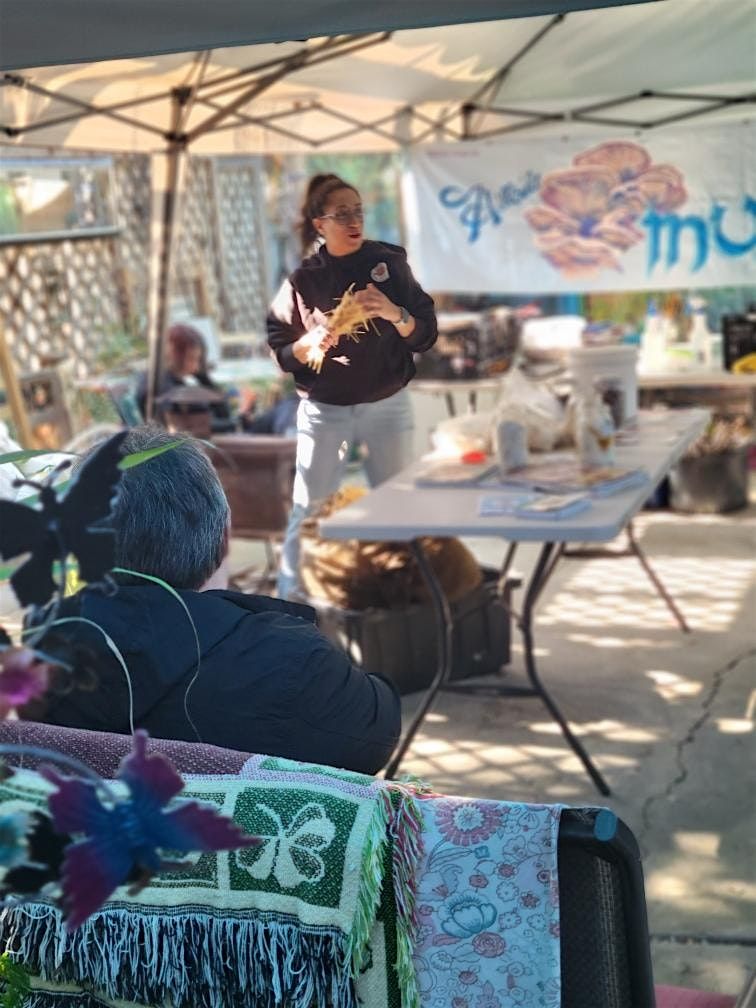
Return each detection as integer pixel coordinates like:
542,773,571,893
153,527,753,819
559,807,656,1008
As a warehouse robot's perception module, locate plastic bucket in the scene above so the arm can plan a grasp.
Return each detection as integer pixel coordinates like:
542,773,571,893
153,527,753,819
568,345,639,427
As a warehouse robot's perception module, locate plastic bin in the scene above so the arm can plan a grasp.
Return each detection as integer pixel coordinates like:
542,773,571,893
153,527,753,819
668,446,750,513
309,568,515,695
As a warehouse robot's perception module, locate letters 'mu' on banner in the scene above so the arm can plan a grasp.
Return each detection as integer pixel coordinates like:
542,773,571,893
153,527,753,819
403,123,756,293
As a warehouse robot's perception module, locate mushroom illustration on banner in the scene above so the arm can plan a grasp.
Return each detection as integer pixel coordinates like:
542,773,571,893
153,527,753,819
524,141,687,277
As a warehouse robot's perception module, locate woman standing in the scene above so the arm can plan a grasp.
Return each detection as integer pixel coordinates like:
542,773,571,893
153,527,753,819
267,173,437,599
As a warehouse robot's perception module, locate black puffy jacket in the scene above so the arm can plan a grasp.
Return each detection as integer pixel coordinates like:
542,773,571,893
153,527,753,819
26,585,400,775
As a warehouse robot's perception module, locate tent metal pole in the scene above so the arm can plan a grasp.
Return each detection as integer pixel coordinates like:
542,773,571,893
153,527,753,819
186,33,388,142
1,73,167,139
0,317,34,448
465,13,566,136
146,90,189,421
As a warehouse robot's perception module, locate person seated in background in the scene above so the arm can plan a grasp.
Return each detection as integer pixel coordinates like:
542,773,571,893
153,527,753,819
23,426,401,775
238,377,300,437
136,323,235,433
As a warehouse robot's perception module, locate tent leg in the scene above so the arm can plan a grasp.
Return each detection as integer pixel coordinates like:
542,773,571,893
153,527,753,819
0,318,34,448
146,135,188,421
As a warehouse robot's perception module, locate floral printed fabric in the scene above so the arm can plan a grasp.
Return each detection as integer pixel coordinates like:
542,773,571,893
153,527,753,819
412,797,562,1008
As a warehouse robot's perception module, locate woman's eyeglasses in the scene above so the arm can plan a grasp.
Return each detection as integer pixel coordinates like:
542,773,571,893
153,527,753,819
320,208,364,226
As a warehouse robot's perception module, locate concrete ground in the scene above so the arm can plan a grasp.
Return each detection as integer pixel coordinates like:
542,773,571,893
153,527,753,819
1,386,753,997
229,509,755,997
226,387,755,996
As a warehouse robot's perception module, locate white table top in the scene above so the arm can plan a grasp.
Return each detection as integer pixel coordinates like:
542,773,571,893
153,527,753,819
320,408,709,545
638,369,756,388
413,377,503,395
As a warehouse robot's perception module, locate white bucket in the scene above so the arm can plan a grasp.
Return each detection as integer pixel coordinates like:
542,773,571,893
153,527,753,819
568,345,639,427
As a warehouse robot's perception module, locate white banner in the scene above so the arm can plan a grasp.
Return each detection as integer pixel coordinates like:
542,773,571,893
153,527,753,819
403,124,756,293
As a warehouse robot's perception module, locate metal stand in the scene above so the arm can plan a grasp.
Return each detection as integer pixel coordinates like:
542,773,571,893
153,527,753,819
385,539,611,795
442,389,481,418
561,520,690,633
385,520,690,790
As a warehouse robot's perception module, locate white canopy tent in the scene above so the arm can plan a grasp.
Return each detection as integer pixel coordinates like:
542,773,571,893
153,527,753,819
0,0,754,427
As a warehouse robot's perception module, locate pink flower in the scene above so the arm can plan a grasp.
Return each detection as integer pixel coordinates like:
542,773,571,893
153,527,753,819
472,932,506,957
0,647,50,717
496,862,516,878
520,891,539,908
469,873,489,889
436,801,501,847
458,971,477,986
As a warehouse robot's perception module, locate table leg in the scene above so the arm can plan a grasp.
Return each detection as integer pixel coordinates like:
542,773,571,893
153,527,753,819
626,521,690,633
519,543,611,796
384,539,454,779
468,390,478,413
386,538,610,795
444,391,456,417
562,522,690,633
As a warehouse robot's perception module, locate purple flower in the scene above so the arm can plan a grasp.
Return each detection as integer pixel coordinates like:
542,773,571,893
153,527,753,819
436,801,502,847
475,980,502,1008
472,932,506,957
520,891,539,908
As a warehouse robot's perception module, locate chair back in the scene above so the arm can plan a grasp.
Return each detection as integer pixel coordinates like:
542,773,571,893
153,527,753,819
559,807,656,1008
210,433,296,539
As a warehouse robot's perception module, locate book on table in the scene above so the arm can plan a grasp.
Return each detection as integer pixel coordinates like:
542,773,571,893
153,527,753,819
480,453,648,496
415,458,499,488
478,492,592,519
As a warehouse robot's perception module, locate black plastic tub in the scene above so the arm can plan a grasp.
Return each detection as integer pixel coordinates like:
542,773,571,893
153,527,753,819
668,445,750,513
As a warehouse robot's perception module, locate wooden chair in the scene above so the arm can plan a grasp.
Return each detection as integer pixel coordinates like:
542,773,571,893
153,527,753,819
209,433,296,589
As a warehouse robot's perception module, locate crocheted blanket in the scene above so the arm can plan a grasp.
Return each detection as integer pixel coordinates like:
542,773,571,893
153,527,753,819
0,756,424,1008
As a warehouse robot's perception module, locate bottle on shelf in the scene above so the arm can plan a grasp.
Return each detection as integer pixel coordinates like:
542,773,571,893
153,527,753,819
687,296,712,368
639,299,667,374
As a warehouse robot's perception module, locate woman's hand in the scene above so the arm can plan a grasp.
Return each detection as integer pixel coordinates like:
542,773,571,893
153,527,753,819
353,283,399,322
292,324,338,365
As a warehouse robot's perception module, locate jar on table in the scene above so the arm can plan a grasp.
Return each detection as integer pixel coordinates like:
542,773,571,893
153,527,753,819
575,391,615,469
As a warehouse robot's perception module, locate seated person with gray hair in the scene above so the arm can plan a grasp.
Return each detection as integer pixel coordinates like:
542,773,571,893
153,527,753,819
24,426,400,775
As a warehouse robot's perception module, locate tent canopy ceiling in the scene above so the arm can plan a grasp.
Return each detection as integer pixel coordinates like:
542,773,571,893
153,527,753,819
1,0,754,155
0,0,655,71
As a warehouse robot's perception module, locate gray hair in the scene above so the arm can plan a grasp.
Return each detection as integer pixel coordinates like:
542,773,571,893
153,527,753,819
107,425,230,590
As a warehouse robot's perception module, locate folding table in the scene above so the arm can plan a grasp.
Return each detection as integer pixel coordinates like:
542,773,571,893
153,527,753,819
320,408,709,795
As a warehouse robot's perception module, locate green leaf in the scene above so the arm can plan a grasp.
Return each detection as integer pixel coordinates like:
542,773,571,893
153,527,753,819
0,448,75,466
118,440,182,470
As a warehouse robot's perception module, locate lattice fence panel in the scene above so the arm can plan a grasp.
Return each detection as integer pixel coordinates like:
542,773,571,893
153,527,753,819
0,238,123,379
112,153,151,325
211,158,267,334
0,152,269,388
173,157,222,320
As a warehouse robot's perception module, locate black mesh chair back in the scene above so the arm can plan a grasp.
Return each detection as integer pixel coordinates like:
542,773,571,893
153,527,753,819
559,808,655,1008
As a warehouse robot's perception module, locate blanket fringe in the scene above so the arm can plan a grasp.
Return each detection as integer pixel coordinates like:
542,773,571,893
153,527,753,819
2,904,355,1008
387,786,424,1008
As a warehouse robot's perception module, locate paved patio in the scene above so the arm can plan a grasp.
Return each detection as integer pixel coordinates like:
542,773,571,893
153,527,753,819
0,389,752,997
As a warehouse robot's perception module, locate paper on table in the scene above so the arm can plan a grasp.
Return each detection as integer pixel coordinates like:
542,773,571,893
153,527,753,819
478,492,592,519
415,458,499,488
480,453,648,496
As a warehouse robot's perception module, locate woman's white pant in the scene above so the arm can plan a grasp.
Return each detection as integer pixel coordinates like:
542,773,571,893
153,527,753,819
277,388,414,599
